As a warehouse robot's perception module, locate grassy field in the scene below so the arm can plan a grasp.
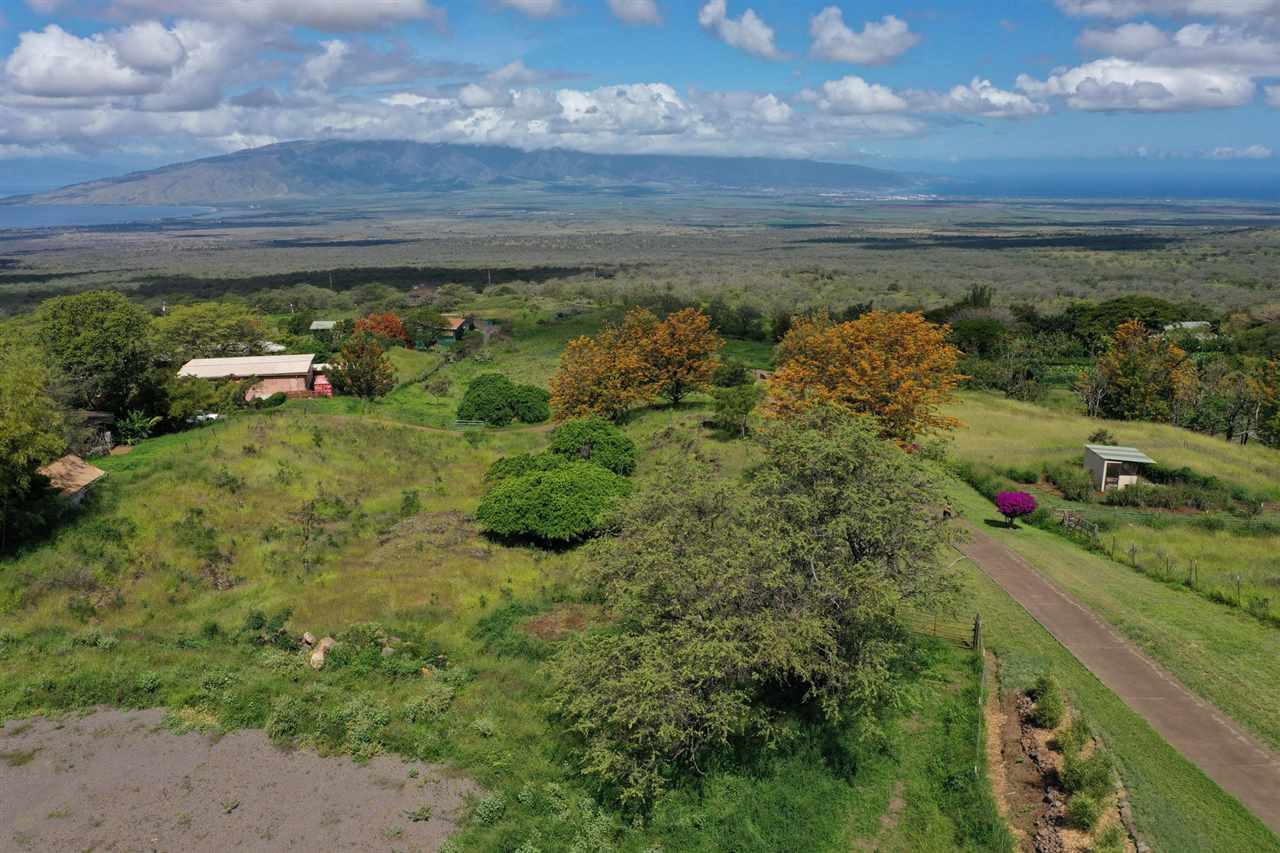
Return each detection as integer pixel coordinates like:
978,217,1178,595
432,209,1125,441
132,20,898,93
965,555,1279,853
0,314,1011,852
948,392,1280,620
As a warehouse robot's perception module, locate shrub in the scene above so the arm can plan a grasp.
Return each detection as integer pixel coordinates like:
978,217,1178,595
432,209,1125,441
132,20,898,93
1062,750,1115,800
1030,674,1065,729
484,452,568,484
1067,793,1103,831
996,491,1038,528
457,373,550,426
1045,463,1095,503
1056,716,1093,756
711,358,752,387
473,792,506,826
475,462,631,543
549,417,637,476
1003,466,1040,484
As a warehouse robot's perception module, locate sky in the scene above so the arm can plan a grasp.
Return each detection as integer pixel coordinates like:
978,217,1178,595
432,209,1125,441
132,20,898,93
0,0,1277,172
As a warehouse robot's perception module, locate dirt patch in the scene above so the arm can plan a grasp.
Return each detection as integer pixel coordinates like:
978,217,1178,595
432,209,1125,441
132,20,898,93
0,708,477,852
382,511,481,551
520,603,601,642
851,780,906,852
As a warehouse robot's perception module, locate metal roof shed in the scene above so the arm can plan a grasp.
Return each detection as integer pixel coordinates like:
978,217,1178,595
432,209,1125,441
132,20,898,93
310,320,337,331
1084,445,1155,493
179,354,316,379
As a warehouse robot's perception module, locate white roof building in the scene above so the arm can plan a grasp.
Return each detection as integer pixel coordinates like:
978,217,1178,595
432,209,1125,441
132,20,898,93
310,320,338,331
179,354,316,379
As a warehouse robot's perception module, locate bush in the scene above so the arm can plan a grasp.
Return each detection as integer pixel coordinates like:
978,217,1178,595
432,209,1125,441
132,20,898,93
1003,466,1040,484
996,491,1038,528
549,417,637,476
1062,749,1115,800
484,452,568,484
1045,463,1095,503
1056,716,1093,756
711,358,752,387
457,373,551,426
475,462,631,543
1067,793,1103,831
1030,674,1065,729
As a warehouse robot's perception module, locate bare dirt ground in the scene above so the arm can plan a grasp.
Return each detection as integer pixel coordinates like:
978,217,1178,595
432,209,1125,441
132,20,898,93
0,708,478,852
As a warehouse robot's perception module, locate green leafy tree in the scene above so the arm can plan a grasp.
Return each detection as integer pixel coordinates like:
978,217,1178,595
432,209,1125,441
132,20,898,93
36,291,158,415
711,383,762,437
549,417,637,475
404,307,446,349
475,461,631,543
548,407,958,803
457,374,550,426
329,332,395,400
0,344,67,550
151,302,267,364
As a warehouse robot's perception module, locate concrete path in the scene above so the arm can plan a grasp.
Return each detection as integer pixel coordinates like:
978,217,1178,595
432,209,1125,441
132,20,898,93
961,526,1280,835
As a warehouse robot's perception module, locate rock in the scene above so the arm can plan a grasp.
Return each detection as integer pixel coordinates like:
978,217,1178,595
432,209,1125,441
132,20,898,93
309,636,337,669
301,632,316,647
381,646,396,657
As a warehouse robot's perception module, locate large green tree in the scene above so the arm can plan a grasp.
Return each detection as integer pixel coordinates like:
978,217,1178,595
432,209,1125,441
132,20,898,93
151,302,267,364
328,331,395,399
548,406,958,804
0,343,67,550
36,291,158,415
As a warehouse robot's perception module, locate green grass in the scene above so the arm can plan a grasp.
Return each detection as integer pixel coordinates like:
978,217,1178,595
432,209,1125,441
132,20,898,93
947,392,1280,499
949,390,1280,620
0,366,1004,853
964,547,1279,853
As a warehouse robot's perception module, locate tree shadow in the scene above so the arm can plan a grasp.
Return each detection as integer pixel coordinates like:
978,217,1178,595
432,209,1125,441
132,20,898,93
983,519,1016,530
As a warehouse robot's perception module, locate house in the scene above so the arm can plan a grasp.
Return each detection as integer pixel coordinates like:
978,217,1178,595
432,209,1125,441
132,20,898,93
179,354,318,401
309,320,337,333
37,454,107,506
313,362,334,397
1084,444,1155,492
438,314,475,341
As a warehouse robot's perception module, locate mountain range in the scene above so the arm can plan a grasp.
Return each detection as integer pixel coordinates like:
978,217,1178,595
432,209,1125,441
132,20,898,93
6,140,910,206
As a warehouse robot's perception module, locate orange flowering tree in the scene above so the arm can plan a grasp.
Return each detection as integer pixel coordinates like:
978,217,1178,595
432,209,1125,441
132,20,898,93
355,312,411,347
639,307,724,405
550,307,724,420
550,309,654,421
1087,319,1197,423
766,311,963,441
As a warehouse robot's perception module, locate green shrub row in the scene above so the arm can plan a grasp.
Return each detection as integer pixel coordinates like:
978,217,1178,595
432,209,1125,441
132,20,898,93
457,373,551,426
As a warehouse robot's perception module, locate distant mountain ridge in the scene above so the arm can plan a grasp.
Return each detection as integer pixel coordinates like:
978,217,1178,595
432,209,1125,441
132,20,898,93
9,140,910,205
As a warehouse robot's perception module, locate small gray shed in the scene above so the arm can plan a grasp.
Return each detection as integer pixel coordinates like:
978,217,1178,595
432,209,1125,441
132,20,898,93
1084,445,1155,493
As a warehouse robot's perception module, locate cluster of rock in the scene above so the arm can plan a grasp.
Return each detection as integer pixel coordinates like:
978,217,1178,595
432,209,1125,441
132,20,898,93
1015,694,1066,853
301,632,336,669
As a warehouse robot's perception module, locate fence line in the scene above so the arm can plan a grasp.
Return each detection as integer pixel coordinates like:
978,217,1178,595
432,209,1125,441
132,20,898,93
973,612,986,779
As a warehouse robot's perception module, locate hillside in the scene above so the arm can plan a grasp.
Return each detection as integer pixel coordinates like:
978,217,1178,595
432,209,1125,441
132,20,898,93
9,140,910,206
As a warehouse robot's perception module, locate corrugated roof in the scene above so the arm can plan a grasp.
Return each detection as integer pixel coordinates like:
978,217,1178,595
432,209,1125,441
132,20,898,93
1086,444,1156,464
38,454,106,496
179,354,315,379
310,320,337,331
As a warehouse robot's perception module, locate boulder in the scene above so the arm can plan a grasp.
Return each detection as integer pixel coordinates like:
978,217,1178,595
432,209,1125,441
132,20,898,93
301,632,316,647
309,636,337,669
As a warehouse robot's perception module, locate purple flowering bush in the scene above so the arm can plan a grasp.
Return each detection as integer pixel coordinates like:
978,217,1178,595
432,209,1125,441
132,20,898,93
996,491,1038,528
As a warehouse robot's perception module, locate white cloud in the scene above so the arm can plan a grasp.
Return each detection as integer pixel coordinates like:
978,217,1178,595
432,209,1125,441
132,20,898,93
809,9,919,65
1056,0,1280,18
909,78,1048,118
698,0,782,60
498,0,565,18
750,93,792,124
802,75,907,114
1207,144,1272,159
105,21,188,72
300,40,350,91
4,24,165,97
1017,58,1255,111
1077,23,1169,56
106,0,446,31
458,83,512,109
609,0,662,25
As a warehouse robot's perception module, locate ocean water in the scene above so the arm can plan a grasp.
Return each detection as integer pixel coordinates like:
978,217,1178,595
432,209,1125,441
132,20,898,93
0,204,211,230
